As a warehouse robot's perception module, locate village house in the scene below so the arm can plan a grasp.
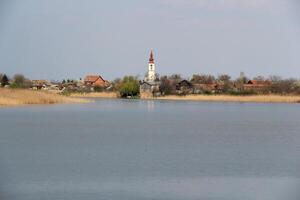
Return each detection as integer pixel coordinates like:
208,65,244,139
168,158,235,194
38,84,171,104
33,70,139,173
31,80,50,90
176,80,193,94
243,79,271,92
140,81,160,97
192,83,219,94
84,75,109,87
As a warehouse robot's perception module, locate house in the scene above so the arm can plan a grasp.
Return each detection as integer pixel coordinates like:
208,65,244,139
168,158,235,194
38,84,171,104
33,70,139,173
243,79,271,91
140,81,160,98
176,80,193,94
192,83,218,94
84,75,109,87
247,80,271,85
176,80,192,90
31,80,50,90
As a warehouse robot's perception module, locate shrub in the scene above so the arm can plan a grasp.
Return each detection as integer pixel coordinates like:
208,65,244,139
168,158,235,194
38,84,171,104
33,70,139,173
229,90,257,96
119,76,140,97
10,74,31,88
93,86,105,92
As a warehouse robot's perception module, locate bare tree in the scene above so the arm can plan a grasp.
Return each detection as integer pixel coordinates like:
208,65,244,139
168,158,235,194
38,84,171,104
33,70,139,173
217,74,231,82
191,74,215,84
253,76,265,81
159,76,173,95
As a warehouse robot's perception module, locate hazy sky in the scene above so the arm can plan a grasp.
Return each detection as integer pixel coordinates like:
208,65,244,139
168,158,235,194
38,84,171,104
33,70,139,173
0,0,299,80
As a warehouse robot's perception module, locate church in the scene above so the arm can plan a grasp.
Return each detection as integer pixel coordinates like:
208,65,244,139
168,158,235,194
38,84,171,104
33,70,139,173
144,50,157,82
140,50,160,98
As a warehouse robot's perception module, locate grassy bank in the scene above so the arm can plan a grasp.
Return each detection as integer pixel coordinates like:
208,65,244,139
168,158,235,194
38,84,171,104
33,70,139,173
70,92,300,103
0,88,88,106
154,94,300,103
69,92,118,98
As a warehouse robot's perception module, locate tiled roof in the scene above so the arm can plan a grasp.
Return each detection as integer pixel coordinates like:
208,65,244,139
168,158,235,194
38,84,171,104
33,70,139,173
84,75,104,82
247,80,271,85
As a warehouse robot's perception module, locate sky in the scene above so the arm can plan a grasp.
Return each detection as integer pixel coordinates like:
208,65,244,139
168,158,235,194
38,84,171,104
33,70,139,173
0,0,299,81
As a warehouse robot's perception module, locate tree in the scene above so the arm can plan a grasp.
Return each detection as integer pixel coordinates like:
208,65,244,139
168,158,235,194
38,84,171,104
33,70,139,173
10,74,31,88
191,74,215,84
217,74,231,82
269,75,282,83
159,76,173,95
168,74,182,92
217,74,232,93
169,74,182,82
111,78,122,91
269,78,296,94
119,76,140,97
1,74,9,87
253,76,265,81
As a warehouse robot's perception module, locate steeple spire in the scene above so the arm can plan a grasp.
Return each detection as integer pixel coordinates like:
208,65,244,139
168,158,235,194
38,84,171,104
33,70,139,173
149,49,154,63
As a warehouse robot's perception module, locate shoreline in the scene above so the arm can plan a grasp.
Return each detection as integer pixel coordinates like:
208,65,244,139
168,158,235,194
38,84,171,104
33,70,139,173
153,94,300,104
0,88,89,107
70,92,300,103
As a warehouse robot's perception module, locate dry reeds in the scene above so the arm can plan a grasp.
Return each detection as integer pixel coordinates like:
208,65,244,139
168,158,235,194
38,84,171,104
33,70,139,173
0,88,88,106
70,92,118,98
155,94,300,103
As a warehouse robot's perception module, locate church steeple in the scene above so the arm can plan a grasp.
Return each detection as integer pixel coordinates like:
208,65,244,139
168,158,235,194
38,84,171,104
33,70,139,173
149,50,154,63
145,49,156,82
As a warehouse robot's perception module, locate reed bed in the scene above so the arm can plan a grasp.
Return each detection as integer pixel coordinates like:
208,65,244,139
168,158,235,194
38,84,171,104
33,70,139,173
0,88,88,106
155,94,300,103
70,92,118,98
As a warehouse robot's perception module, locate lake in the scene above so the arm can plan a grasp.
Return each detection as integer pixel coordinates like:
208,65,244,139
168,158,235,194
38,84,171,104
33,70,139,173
0,99,299,200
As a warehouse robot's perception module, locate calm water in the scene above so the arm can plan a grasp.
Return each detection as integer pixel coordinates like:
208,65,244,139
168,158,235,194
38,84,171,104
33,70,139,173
0,99,300,200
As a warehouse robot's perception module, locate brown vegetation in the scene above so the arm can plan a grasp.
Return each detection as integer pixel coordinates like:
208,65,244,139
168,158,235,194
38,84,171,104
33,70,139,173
0,88,88,106
155,94,300,103
70,92,118,98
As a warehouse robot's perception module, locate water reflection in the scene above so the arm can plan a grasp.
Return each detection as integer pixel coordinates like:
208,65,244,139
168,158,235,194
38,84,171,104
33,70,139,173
147,100,155,112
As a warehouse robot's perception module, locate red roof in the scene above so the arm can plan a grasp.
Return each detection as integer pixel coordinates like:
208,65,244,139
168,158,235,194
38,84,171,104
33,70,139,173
84,75,105,83
247,80,271,85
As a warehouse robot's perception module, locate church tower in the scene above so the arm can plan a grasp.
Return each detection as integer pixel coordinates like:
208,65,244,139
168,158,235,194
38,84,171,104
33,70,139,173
147,50,156,82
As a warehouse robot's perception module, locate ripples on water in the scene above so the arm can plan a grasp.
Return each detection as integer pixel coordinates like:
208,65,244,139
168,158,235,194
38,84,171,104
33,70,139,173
0,99,300,200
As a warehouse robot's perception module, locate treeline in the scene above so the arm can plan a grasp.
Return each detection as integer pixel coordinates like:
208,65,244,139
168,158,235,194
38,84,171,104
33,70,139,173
106,73,300,97
158,74,300,95
0,73,31,88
